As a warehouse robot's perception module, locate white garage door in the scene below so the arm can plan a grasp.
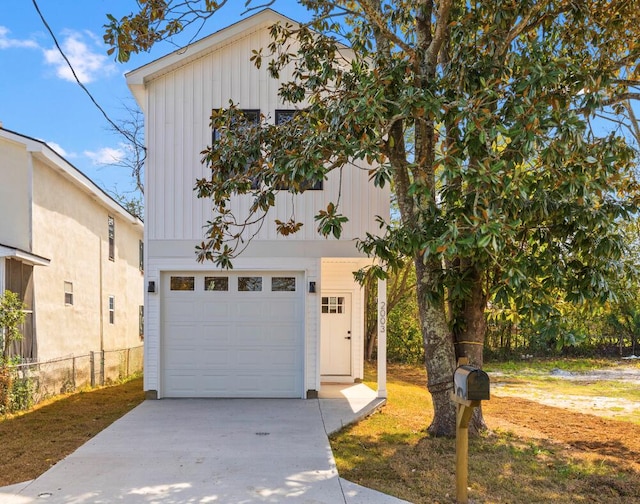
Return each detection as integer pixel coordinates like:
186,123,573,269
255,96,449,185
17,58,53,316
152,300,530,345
161,271,304,398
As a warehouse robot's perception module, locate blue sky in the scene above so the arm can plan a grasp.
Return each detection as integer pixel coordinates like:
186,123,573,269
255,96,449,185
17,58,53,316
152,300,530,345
0,0,310,198
2,2,637,201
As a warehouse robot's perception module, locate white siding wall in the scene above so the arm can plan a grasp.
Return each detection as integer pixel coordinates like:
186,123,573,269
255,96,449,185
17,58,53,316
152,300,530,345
144,22,389,249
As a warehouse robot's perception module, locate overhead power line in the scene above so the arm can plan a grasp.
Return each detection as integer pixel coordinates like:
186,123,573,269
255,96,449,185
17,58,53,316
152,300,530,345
31,0,146,153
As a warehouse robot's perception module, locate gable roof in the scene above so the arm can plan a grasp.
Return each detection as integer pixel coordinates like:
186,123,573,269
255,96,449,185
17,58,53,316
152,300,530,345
0,127,143,227
126,9,299,106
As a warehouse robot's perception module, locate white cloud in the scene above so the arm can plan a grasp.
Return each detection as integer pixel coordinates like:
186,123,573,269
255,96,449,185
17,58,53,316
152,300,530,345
84,146,126,165
46,141,68,157
43,30,115,84
0,26,39,49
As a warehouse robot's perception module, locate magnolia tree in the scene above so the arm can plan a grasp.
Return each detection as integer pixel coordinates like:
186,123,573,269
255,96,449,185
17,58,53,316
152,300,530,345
106,0,640,436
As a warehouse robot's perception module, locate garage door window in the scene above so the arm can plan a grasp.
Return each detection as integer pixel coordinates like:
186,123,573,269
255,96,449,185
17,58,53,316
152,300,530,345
238,276,262,291
205,276,229,291
272,277,296,291
170,276,195,291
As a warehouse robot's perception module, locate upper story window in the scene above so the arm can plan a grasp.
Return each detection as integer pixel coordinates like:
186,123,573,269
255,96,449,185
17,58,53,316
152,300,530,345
275,110,296,124
108,216,115,261
139,240,144,271
212,109,261,189
275,109,323,191
108,295,115,324
212,108,260,143
64,281,73,306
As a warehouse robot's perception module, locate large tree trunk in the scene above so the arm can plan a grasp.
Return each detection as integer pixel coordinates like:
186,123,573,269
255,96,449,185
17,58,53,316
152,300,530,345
415,258,457,437
454,267,489,434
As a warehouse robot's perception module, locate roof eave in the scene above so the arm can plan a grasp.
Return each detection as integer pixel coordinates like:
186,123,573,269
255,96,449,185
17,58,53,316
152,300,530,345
125,9,296,89
0,244,51,266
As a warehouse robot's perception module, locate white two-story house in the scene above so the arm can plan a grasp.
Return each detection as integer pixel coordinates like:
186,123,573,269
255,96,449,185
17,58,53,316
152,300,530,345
127,9,390,399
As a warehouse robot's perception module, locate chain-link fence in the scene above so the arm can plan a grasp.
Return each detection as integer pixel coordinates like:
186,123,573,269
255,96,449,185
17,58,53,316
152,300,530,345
4,346,143,412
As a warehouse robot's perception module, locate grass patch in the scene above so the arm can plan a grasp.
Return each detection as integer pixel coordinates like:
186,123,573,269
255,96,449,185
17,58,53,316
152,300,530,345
483,357,640,374
494,376,640,403
331,364,640,504
0,377,144,487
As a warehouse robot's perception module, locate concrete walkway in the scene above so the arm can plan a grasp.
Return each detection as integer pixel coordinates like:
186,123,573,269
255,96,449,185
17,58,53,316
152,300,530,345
1,384,410,503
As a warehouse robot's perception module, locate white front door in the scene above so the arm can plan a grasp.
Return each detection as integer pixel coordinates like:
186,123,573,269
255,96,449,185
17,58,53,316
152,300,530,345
320,293,352,376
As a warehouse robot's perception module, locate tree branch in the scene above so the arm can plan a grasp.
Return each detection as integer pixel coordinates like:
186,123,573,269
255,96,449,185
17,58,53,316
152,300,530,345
358,0,416,59
425,0,454,69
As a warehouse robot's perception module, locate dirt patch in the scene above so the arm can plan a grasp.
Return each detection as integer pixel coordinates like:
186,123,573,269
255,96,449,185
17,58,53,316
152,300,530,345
483,367,640,477
483,395,640,474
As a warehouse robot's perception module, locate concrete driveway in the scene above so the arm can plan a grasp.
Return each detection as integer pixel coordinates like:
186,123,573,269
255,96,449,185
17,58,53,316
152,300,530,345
1,385,410,503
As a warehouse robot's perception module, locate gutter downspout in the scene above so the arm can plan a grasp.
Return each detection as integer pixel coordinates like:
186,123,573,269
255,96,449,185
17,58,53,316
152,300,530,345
99,235,104,353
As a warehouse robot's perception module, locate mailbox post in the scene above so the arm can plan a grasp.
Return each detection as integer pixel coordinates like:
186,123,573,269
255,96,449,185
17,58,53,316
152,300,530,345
450,358,490,504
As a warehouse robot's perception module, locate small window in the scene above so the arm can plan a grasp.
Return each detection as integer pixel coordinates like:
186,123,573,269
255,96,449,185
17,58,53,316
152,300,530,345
238,276,262,292
322,296,344,314
170,276,195,291
139,305,144,339
64,281,73,306
108,296,115,324
272,277,296,292
205,276,229,291
139,240,144,271
108,216,115,261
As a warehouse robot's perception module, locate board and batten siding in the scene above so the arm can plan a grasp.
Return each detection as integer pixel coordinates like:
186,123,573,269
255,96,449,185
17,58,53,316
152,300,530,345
144,22,389,248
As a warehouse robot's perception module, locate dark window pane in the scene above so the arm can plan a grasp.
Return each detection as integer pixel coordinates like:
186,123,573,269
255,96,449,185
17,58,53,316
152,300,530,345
304,179,323,191
170,276,195,291
205,276,229,291
238,276,262,292
272,277,296,292
108,216,115,261
275,109,296,125
64,281,73,305
242,109,260,124
321,296,344,314
108,296,115,324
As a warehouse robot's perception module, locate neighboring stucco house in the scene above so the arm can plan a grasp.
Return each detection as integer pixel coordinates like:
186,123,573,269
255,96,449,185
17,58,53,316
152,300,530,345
127,9,390,399
0,127,144,364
